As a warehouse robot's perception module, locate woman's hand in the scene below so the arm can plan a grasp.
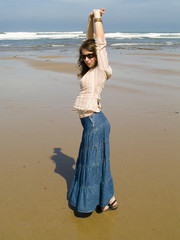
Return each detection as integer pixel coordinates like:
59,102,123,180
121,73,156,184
93,8,105,18
89,8,105,20
100,8,105,16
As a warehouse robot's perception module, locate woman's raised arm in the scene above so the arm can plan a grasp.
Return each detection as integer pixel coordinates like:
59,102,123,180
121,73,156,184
86,11,95,39
93,8,112,79
93,8,105,39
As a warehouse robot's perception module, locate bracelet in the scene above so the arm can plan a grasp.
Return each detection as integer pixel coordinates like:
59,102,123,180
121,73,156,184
94,18,103,23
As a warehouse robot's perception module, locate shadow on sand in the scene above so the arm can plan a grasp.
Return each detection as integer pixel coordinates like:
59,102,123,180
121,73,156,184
51,147,93,218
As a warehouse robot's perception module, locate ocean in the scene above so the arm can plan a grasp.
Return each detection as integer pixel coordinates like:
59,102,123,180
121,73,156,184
0,31,180,57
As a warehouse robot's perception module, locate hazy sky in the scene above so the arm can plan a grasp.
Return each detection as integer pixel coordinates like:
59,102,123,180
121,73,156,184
0,0,180,32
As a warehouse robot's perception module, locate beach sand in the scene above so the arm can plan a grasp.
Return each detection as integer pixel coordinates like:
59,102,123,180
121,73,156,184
0,53,180,240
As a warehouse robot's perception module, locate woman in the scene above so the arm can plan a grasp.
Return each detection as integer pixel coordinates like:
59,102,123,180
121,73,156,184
68,8,118,213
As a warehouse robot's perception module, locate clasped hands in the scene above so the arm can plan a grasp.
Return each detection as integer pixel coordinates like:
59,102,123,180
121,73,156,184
89,8,105,20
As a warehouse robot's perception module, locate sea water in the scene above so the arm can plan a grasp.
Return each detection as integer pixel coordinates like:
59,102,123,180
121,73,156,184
0,31,180,57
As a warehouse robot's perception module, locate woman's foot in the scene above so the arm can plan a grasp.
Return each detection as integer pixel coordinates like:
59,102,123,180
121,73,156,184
102,196,118,212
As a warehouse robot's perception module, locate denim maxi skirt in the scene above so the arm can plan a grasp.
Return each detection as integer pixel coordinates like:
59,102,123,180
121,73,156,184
68,111,114,213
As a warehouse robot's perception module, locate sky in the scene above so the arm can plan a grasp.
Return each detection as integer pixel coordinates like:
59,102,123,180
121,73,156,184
0,0,180,32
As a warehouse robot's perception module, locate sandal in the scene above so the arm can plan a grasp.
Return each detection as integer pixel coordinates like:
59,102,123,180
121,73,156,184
103,199,118,212
96,199,118,213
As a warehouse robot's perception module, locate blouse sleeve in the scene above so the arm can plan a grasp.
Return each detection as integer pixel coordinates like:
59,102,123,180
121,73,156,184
95,37,112,79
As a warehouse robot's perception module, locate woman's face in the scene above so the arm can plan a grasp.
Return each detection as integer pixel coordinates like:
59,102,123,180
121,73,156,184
81,48,96,69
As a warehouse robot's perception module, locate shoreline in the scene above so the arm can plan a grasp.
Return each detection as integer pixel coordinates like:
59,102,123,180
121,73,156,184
0,56,77,74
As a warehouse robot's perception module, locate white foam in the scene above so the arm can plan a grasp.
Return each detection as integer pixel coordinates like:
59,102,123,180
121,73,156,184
105,32,180,39
0,44,11,47
166,42,173,45
51,44,64,47
0,31,85,40
0,32,180,41
111,43,163,46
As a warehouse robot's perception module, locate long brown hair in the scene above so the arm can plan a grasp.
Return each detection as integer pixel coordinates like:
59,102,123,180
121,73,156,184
77,39,98,78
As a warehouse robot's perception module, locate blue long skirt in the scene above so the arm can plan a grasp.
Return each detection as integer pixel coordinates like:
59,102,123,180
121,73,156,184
68,111,114,213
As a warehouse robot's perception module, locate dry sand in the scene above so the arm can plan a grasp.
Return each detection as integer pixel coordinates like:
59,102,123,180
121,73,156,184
0,53,180,240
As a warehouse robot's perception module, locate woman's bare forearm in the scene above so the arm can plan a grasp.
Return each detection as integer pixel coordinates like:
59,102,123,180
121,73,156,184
86,14,95,39
93,9,105,39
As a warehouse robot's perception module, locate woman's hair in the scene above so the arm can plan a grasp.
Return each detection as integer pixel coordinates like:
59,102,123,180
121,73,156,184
77,39,98,78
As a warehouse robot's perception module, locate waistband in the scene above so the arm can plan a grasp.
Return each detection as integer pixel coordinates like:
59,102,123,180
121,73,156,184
80,111,109,130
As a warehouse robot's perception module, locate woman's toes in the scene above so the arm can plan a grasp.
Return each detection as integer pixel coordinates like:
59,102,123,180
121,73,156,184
102,205,109,211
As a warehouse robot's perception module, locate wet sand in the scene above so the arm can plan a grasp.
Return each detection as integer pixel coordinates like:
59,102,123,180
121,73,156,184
0,53,180,240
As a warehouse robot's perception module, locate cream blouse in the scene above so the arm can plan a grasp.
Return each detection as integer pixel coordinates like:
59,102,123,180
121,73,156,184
73,37,112,118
